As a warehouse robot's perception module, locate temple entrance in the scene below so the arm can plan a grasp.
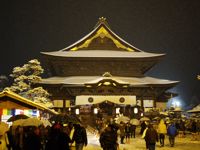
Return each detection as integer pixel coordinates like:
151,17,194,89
98,101,115,116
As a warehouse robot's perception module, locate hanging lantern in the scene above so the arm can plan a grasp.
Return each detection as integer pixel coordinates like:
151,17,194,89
75,108,79,115
116,108,120,114
94,108,98,114
134,107,138,114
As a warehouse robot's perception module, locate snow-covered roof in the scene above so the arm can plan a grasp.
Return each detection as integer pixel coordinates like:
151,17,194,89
41,50,165,58
39,76,179,87
0,90,58,115
187,104,200,113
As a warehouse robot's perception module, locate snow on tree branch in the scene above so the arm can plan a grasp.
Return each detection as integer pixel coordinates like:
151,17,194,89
8,59,53,108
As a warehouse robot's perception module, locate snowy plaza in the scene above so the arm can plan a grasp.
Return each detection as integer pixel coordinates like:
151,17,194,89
83,129,200,150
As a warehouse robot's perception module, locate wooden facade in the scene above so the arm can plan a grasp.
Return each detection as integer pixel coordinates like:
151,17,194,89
38,17,179,115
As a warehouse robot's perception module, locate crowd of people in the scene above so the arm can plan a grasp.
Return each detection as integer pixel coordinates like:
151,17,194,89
0,122,87,150
1,117,200,150
98,118,200,150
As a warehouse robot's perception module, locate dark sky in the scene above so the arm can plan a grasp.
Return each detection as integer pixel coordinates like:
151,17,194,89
1,0,200,107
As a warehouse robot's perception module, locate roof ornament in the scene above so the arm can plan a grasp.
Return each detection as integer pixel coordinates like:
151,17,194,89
102,72,112,77
99,17,106,23
94,17,110,28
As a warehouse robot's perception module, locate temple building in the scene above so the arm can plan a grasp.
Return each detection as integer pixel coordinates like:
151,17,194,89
38,17,179,117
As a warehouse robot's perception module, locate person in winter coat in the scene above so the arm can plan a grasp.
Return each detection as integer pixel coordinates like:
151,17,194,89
125,122,131,143
142,126,148,150
118,122,125,144
167,122,178,147
140,121,147,134
130,124,136,138
99,124,118,150
157,119,167,147
23,127,42,150
72,124,87,150
144,124,158,150
45,123,72,150
0,133,9,150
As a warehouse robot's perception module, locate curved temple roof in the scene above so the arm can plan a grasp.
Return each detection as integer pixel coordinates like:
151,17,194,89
41,17,165,59
39,75,179,87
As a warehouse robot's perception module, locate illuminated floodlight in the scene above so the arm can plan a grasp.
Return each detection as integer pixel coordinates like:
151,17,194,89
176,101,180,107
172,99,181,108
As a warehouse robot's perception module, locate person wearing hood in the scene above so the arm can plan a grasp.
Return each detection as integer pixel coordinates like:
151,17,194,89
157,119,167,147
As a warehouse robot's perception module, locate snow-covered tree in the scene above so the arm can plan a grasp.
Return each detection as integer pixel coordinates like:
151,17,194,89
8,59,53,107
0,75,9,91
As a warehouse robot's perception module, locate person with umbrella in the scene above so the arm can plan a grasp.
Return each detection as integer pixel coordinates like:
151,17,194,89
130,119,139,138
125,122,131,143
130,124,136,138
0,122,9,150
157,119,167,147
14,125,24,150
99,124,118,150
45,123,72,150
167,122,178,147
144,124,158,150
23,126,42,150
118,121,125,144
140,121,147,135
71,124,87,150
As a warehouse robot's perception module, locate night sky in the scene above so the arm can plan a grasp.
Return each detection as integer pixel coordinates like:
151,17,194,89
1,0,200,107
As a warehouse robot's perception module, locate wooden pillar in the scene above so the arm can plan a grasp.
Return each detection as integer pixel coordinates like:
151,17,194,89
63,99,66,113
141,96,144,108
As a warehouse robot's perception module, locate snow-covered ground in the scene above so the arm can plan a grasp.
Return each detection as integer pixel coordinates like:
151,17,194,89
79,129,200,150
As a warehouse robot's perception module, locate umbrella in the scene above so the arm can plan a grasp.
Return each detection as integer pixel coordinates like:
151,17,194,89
130,118,140,125
115,116,130,124
165,117,170,120
7,114,29,122
12,119,26,126
153,117,160,120
0,122,9,135
173,107,183,112
22,118,42,127
159,112,169,116
140,117,150,121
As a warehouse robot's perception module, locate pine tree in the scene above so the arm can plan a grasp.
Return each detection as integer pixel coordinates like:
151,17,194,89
8,59,53,107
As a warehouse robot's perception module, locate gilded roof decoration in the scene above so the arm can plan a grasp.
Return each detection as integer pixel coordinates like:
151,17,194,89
70,26,134,51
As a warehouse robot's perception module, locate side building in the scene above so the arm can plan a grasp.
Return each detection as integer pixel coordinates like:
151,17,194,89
37,17,179,117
